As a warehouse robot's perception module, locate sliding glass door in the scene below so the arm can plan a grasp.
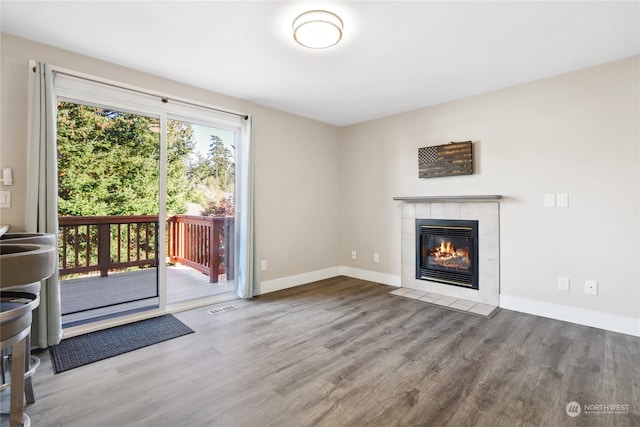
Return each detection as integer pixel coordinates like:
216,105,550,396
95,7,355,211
53,71,244,328
55,104,244,329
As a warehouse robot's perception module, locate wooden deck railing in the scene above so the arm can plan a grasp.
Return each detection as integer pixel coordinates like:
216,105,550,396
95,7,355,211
167,215,234,283
58,215,159,277
58,215,234,283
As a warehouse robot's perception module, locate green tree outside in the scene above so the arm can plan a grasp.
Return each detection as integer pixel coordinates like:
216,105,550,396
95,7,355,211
57,102,195,216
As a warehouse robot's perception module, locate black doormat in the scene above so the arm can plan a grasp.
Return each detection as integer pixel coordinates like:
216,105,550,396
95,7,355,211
49,314,194,373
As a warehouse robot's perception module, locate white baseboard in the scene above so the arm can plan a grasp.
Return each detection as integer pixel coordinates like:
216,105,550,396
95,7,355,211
339,266,401,287
500,294,640,337
259,267,342,294
259,266,401,294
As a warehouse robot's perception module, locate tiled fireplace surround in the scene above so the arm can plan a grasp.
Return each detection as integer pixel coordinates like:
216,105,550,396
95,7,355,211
399,198,500,308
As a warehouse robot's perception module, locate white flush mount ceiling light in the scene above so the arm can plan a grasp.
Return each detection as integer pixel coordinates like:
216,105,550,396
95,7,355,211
293,10,343,49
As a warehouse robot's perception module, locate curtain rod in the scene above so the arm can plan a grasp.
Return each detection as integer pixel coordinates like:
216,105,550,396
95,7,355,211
32,65,249,120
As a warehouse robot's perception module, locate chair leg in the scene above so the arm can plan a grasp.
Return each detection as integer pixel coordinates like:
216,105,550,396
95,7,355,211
9,337,26,427
25,377,35,405
24,335,35,404
1,339,36,404
1,349,7,385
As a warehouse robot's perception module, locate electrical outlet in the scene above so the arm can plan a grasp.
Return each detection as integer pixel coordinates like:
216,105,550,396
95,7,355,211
557,276,569,291
373,253,380,263
585,280,598,295
261,260,268,271
544,194,556,207
351,250,357,260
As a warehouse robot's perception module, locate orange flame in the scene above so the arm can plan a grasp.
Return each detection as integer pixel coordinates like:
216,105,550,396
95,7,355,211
439,241,455,255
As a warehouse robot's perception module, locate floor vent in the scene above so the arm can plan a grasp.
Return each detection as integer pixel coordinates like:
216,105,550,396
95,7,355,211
207,305,238,315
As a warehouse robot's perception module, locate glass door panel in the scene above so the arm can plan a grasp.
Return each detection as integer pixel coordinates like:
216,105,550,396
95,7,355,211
57,101,160,326
165,119,236,304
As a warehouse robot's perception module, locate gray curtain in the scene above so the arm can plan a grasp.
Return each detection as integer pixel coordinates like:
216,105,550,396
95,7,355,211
25,62,62,348
235,116,259,298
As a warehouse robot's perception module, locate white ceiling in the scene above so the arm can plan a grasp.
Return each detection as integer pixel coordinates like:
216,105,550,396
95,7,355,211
2,1,639,126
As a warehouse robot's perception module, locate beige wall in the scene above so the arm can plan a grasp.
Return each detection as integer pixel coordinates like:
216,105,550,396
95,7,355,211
0,33,341,282
2,33,638,331
338,56,640,322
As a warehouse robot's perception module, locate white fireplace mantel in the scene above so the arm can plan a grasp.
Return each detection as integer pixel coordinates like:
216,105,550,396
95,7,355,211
393,195,502,203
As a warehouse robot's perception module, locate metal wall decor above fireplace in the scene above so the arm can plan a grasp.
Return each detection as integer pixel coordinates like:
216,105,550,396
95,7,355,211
416,219,479,289
418,141,473,179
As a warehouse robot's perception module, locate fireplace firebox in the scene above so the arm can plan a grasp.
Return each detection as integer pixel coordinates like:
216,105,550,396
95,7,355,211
416,219,479,289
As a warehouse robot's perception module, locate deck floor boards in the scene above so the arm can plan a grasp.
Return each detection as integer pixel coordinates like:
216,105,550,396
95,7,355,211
60,265,234,324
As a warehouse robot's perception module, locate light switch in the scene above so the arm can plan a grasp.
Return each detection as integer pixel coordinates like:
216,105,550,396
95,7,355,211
557,276,569,291
0,191,10,208
544,194,555,207
556,193,568,207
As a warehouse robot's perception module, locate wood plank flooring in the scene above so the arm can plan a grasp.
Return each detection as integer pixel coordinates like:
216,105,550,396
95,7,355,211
10,276,640,426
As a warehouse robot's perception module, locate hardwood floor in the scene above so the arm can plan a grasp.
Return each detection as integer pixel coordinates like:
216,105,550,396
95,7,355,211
11,277,640,426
